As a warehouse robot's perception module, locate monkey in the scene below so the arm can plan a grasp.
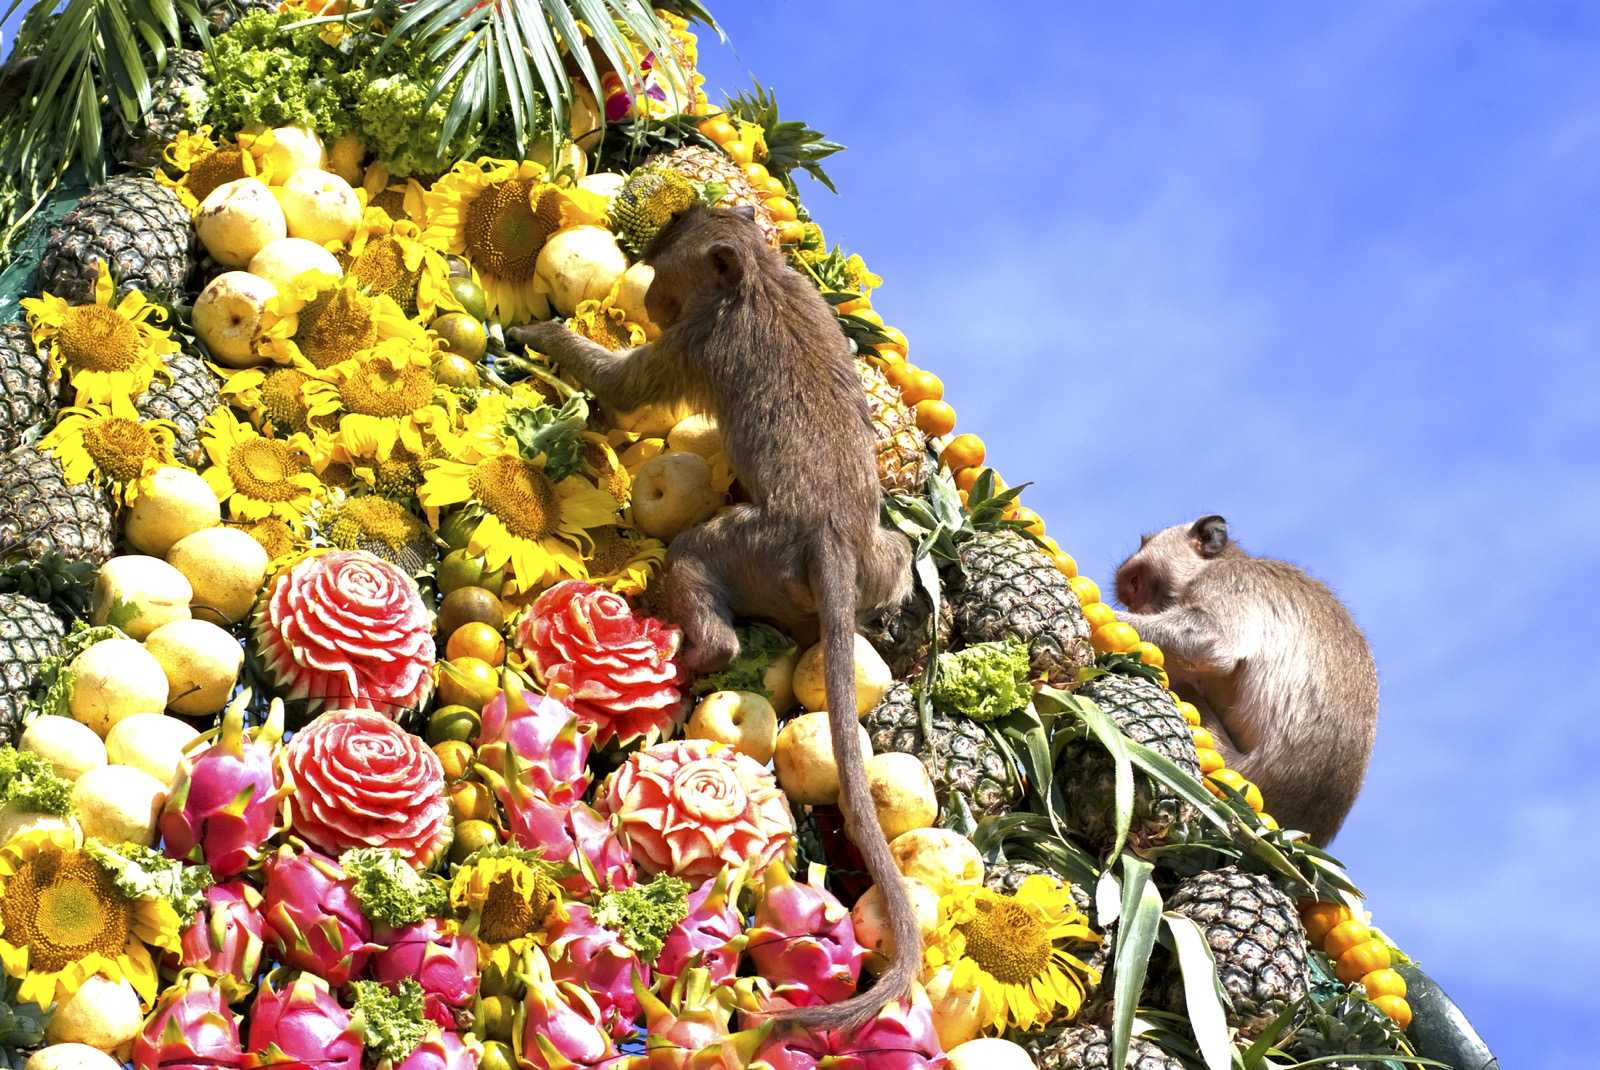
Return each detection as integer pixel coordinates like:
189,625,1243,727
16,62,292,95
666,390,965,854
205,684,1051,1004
507,205,920,1032
1111,515,1378,846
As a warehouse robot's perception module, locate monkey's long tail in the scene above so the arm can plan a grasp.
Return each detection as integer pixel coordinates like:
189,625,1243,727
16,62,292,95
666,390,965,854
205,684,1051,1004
769,530,923,1035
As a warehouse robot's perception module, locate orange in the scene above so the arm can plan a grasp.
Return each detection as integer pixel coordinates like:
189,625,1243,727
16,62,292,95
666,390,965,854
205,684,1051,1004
1190,727,1216,750
765,196,798,222
699,117,737,142
437,656,500,711
836,296,870,315
1372,995,1412,1030
900,369,944,406
1335,939,1392,984
953,466,984,492
1196,747,1225,774
881,326,909,351
1082,602,1117,630
1301,902,1352,945
1359,968,1407,1001
915,400,957,437
1091,621,1139,655
1176,700,1202,726
876,339,908,360
743,161,771,183
1010,506,1046,537
433,740,474,781
762,176,788,197
778,220,807,245
1068,575,1101,606
1324,919,1373,960
725,141,755,167
1242,779,1264,812
449,780,494,823
1135,641,1165,668
1208,767,1246,795
1051,550,1078,578
853,307,885,327
883,361,920,393
1038,534,1061,553
447,621,506,667
1257,812,1280,831
940,433,984,470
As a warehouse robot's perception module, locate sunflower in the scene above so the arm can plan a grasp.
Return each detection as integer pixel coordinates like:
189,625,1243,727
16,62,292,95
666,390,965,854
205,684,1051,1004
362,164,429,224
581,433,633,507
263,275,424,371
582,526,666,597
159,126,265,212
342,212,455,320
421,158,607,324
0,828,181,1007
419,428,619,592
38,395,180,504
220,365,317,438
302,338,457,464
21,264,179,404
311,493,437,576
231,517,309,571
449,846,566,972
925,875,1102,1033
201,408,325,522
569,297,646,352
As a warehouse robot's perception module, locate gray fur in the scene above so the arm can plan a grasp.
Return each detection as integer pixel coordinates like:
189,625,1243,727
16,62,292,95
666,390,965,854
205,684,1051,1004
1113,516,1378,846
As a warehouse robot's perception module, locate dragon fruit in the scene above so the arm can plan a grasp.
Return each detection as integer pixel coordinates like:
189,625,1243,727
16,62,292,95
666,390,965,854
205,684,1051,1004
636,968,755,1070
387,1029,482,1070
476,752,634,896
162,693,287,877
262,843,376,986
747,989,948,1070
133,973,243,1070
246,972,364,1070
742,862,866,1010
178,880,269,996
477,679,592,806
546,904,646,1040
372,919,479,1028
515,948,628,1070
656,866,745,986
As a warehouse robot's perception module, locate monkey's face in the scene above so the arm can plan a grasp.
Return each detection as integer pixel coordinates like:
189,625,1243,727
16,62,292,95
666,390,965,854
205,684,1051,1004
641,205,760,329
1114,515,1230,611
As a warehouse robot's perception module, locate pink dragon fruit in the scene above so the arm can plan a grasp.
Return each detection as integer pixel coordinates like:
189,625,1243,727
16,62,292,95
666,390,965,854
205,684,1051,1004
477,680,591,806
742,862,866,1010
261,843,376,986
636,968,758,1070
387,1029,482,1070
546,903,646,1040
246,972,364,1070
372,919,479,1028
177,880,268,996
133,973,243,1070
516,948,628,1070
747,989,947,1070
162,694,287,877
476,753,634,897
656,866,745,986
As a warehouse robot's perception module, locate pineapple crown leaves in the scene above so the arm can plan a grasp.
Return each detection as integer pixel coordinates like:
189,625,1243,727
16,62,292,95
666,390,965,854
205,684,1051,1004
85,839,215,918
0,549,95,619
724,79,845,194
1080,651,1167,687
883,465,1036,566
350,979,429,1066
0,974,50,1062
503,393,590,481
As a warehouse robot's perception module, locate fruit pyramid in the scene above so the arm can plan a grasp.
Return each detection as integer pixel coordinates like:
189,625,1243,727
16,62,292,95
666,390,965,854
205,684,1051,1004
0,5,1498,1070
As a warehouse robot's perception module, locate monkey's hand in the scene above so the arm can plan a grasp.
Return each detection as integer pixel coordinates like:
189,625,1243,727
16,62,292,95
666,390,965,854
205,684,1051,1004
506,319,572,357
1115,607,1238,675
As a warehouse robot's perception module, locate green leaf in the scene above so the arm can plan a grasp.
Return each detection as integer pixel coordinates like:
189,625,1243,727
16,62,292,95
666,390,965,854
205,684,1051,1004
1161,912,1232,1070
1111,856,1163,1070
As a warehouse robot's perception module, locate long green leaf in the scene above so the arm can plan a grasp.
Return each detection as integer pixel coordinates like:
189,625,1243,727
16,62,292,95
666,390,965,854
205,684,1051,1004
1112,856,1162,1070
1069,694,1135,861
1162,913,1232,1070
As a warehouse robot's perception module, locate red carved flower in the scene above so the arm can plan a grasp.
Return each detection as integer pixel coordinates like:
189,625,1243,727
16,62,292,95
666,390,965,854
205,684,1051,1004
252,550,434,717
517,580,684,747
285,708,451,869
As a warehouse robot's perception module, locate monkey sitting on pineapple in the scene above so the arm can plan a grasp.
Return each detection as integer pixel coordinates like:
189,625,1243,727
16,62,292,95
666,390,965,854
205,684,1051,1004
1113,515,1378,846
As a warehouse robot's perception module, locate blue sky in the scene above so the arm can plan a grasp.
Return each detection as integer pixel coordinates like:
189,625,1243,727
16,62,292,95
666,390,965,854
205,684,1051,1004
695,2,1594,1064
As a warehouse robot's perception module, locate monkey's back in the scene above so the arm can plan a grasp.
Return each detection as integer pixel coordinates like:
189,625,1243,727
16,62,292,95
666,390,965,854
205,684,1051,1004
1189,555,1378,845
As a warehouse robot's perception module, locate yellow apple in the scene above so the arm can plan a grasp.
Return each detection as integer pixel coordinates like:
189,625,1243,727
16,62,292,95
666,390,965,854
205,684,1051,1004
629,450,724,540
685,690,778,764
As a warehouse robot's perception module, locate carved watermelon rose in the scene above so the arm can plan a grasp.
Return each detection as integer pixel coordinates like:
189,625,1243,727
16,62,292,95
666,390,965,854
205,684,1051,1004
252,549,434,717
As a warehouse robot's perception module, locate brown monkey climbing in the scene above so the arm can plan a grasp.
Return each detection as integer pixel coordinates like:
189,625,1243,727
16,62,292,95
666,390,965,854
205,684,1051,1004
508,205,919,1031
1112,515,1379,846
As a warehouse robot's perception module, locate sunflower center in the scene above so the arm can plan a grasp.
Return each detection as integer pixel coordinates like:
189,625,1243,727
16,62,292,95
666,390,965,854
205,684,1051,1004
297,289,378,369
586,527,634,576
227,438,306,502
477,872,557,945
957,894,1054,985
183,149,247,206
261,369,311,434
374,456,423,499
56,306,142,372
81,417,157,483
463,179,557,281
575,306,635,352
470,456,558,541
329,497,423,552
0,847,129,972
350,237,421,315
238,518,297,561
370,189,408,221
339,357,435,418
583,441,630,503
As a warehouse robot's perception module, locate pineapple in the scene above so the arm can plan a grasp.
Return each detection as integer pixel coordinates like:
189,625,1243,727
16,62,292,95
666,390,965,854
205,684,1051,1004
0,445,117,567
860,582,951,678
949,528,1093,683
1060,665,1202,852
857,359,931,494
0,322,62,453
108,49,210,170
198,0,282,37
39,175,196,305
1284,979,1411,1068
646,145,781,248
1023,1025,1185,1070
1162,866,1311,1034
861,680,1022,818
0,592,65,746
138,351,221,467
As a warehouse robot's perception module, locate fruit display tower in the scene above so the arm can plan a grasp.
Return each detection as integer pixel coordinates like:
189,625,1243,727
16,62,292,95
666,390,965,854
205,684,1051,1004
0,4,1497,1069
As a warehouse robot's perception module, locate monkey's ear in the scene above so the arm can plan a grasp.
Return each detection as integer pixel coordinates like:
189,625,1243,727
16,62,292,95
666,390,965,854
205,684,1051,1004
1189,515,1229,557
731,204,757,221
706,242,744,286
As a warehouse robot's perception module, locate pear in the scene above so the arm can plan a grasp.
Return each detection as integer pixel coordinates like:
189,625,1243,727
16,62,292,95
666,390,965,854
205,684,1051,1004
144,619,244,716
277,168,361,245
196,178,286,267
90,555,192,639
629,450,723,540
125,466,221,556
248,237,342,313
194,271,279,367
67,639,170,737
